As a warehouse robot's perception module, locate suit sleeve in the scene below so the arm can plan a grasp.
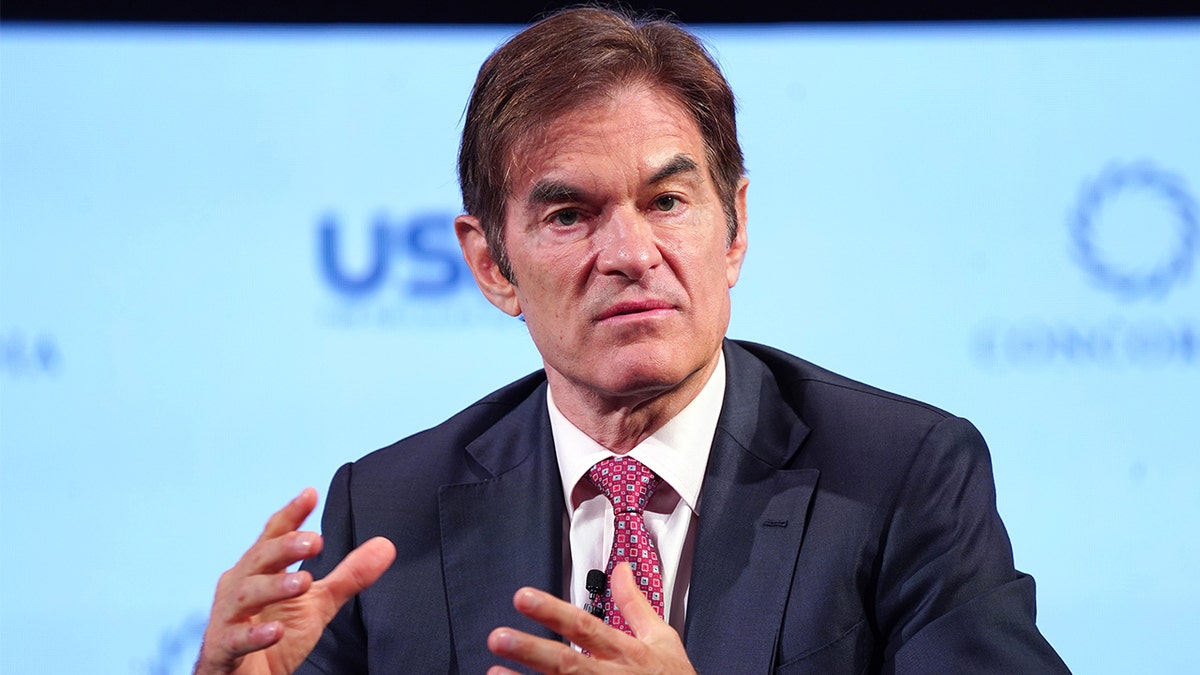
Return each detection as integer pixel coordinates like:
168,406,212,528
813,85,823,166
295,462,370,675
875,417,1070,673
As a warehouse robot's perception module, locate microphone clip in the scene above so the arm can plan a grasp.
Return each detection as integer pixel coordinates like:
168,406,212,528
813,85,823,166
584,569,606,620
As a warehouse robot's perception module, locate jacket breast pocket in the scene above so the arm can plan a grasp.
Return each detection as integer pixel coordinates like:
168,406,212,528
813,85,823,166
775,619,872,675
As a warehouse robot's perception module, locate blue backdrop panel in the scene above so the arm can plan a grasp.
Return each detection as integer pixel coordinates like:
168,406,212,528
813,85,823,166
1,20,1197,674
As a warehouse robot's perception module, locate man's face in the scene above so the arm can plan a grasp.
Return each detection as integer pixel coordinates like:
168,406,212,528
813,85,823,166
461,85,747,409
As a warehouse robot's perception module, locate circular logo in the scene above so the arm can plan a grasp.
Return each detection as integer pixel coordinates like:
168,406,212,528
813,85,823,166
1069,161,1198,300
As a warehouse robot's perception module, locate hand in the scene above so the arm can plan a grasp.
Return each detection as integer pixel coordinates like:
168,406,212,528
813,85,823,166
487,562,696,674
194,488,396,675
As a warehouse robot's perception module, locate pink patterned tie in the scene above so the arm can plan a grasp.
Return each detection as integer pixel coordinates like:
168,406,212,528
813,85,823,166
588,456,665,634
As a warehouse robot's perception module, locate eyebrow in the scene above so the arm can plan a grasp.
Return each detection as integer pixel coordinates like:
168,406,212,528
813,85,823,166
648,154,700,185
524,154,702,207
527,181,580,206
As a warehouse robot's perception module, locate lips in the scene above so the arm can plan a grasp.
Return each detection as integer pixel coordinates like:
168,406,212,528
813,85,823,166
596,299,676,321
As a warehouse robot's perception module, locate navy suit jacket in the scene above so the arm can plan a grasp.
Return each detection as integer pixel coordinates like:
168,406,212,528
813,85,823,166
298,340,1069,673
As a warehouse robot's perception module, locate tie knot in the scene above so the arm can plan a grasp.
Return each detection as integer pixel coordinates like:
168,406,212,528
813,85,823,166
588,456,661,513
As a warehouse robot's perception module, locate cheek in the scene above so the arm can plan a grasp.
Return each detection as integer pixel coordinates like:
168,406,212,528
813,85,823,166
694,238,739,288
515,265,581,323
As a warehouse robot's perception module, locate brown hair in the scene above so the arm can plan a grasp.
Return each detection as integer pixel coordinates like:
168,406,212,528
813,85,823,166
457,6,745,281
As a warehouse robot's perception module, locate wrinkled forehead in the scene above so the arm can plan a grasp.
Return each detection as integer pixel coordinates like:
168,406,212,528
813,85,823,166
501,84,705,197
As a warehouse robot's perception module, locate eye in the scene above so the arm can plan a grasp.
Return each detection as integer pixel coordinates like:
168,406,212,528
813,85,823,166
652,195,679,212
551,209,581,227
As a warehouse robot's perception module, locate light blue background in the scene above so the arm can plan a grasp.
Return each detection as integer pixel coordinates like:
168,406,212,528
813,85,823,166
2,20,1197,674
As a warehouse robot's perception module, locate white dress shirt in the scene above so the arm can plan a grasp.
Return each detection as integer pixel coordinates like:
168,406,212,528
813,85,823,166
550,351,726,634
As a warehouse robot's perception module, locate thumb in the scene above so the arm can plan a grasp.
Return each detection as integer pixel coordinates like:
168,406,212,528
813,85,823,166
318,536,396,613
610,561,666,638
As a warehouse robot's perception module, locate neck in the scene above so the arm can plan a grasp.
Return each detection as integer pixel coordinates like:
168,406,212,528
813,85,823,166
546,350,721,453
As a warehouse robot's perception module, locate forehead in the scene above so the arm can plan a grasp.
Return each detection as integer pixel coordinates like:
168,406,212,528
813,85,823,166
505,86,708,193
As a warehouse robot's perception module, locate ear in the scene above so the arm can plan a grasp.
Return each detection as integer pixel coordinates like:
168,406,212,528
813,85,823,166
725,177,749,288
455,214,522,317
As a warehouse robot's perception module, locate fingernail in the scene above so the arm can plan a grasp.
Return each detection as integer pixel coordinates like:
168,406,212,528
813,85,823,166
283,573,302,593
253,622,280,641
492,629,515,651
515,588,541,610
295,534,315,552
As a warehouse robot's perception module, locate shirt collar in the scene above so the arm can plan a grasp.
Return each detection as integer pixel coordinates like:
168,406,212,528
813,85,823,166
550,350,726,517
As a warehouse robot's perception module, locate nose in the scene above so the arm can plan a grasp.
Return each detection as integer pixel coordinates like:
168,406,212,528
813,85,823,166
594,208,663,279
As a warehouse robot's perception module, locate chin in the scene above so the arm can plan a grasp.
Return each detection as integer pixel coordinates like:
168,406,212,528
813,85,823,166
598,353,704,398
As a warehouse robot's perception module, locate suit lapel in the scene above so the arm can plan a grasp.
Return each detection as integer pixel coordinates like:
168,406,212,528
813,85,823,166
439,385,565,674
684,342,819,672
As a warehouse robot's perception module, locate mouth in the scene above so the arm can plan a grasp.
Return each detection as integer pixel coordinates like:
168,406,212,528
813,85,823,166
596,299,676,322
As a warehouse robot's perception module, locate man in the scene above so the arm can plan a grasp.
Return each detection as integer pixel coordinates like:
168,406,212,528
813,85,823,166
195,7,1069,674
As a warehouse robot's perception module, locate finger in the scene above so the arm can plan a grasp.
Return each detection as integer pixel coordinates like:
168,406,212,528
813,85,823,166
216,530,323,623
508,586,630,660
200,620,284,669
235,529,324,577
257,487,319,542
213,569,313,623
315,536,397,615
488,626,594,675
609,562,665,640
510,586,599,634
